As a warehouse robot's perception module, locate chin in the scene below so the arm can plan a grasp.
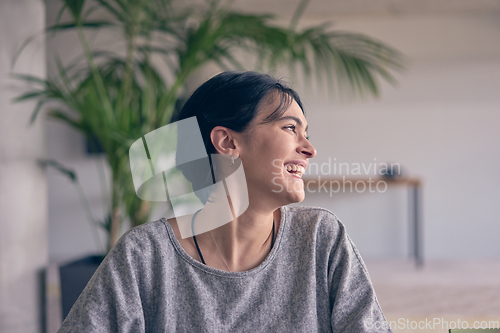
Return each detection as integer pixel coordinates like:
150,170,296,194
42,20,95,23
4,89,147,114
268,175,306,205
293,194,306,204
284,190,306,205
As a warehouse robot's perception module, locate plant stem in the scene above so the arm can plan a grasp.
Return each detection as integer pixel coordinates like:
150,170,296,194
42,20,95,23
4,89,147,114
74,181,104,253
118,23,140,130
109,174,121,249
75,23,116,126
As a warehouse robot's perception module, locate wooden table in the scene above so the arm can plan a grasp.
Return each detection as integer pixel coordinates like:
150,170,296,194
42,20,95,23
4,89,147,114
302,176,423,267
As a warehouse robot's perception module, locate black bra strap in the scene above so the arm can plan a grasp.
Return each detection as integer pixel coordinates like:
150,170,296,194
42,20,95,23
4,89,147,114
191,210,206,264
271,219,275,250
192,233,206,264
192,217,275,266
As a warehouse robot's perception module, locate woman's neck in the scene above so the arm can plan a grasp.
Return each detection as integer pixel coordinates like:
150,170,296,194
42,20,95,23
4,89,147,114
193,206,281,272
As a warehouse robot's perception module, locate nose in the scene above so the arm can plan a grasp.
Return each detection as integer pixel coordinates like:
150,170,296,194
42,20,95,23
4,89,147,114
297,138,317,159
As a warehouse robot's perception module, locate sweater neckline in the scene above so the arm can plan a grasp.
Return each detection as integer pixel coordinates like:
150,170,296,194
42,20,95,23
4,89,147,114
161,206,288,277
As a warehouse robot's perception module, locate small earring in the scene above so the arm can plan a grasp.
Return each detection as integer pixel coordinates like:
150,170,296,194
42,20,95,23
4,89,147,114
230,154,235,167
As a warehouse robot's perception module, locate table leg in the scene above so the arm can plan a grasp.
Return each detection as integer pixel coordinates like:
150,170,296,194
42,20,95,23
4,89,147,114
411,184,423,267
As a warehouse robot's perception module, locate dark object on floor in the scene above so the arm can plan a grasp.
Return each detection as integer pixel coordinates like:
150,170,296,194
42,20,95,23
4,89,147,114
59,255,103,319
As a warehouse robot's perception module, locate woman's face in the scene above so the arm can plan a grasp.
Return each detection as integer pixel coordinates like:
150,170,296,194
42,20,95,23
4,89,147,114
236,95,316,210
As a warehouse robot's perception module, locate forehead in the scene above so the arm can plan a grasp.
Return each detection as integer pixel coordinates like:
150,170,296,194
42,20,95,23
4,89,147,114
254,92,306,125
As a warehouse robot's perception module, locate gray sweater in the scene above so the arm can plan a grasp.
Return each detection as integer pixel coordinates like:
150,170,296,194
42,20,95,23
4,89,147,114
58,206,392,332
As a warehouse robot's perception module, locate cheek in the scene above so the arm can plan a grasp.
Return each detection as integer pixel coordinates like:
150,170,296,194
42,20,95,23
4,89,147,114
240,130,291,174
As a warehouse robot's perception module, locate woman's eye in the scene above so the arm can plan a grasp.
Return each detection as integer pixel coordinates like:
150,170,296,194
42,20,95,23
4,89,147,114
284,125,310,140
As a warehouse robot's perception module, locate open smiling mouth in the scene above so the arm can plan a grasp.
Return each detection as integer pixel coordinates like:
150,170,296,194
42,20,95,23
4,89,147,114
285,164,305,179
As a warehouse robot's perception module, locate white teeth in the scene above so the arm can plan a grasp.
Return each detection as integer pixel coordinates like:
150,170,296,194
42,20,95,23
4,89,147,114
285,164,305,177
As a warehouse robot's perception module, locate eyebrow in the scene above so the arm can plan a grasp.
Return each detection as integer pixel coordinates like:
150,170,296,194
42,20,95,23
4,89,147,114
277,116,309,132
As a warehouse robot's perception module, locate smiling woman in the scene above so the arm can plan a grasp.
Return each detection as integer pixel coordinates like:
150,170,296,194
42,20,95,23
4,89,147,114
58,72,392,332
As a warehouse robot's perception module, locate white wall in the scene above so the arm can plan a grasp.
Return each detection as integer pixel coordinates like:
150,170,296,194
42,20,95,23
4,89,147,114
0,0,47,332
43,1,500,261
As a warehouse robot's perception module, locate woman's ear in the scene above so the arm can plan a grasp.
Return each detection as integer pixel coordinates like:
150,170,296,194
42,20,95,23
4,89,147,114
210,126,238,155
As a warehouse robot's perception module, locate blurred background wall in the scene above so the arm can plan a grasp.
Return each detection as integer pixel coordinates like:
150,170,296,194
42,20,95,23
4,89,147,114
42,0,500,262
0,1,47,332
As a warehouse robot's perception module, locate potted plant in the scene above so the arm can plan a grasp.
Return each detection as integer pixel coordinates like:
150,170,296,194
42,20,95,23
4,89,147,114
14,0,403,319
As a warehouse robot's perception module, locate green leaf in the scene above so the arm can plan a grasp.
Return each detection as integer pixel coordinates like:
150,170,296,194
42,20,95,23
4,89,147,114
48,110,82,130
64,0,87,22
46,21,116,32
30,99,47,125
38,159,77,182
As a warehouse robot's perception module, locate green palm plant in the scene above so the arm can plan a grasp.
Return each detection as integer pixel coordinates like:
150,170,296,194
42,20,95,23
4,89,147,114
14,0,403,251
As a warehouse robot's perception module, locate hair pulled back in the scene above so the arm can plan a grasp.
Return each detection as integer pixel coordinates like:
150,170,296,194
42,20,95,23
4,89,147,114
175,71,304,202
178,71,303,155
